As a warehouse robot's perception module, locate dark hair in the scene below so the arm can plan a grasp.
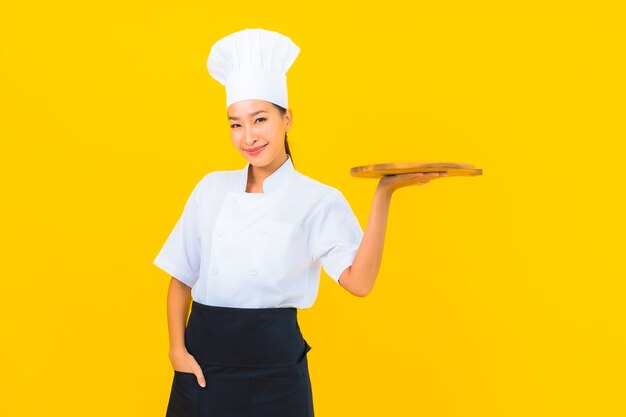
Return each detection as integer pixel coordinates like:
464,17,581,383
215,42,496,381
271,103,294,168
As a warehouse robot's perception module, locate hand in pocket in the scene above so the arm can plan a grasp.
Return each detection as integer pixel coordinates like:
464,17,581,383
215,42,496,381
170,349,206,387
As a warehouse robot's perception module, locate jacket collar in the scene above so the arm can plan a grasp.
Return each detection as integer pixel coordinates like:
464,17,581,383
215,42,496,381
238,154,295,194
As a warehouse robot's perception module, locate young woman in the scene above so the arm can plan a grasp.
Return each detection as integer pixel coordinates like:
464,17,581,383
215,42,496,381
154,28,447,417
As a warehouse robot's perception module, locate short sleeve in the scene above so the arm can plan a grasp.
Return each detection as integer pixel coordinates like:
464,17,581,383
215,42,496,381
153,179,203,288
310,190,364,284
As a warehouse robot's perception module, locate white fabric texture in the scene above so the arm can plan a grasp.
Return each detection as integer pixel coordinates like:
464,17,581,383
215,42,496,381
153,155,364,309
206,27,300,109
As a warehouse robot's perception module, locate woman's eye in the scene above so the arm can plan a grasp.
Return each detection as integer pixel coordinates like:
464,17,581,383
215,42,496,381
230,119,264,128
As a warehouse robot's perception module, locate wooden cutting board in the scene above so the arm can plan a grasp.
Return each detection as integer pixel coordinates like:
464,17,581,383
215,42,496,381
350,162,483,179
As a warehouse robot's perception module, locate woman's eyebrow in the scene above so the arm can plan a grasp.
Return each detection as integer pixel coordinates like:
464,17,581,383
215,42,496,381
228,110,267,121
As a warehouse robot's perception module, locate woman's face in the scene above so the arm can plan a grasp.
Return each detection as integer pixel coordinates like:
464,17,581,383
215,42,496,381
227,99,292,167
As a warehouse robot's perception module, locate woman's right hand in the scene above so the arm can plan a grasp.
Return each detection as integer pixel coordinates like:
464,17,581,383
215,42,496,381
169,348,206,388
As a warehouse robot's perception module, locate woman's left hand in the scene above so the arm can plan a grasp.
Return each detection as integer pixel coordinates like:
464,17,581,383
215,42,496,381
378,171,449,193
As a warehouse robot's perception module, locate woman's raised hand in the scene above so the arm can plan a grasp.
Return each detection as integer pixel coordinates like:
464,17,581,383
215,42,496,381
170,349,206,388
378,171,449,193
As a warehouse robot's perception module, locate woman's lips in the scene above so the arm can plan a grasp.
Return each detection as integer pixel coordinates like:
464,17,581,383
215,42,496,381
246,144,267,155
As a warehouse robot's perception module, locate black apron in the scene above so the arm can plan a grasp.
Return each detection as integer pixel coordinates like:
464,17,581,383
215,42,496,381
165,300,314,417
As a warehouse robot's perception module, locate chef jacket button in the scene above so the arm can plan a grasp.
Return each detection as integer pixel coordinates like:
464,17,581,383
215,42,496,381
259,229,266,236
249,268,258,276
216,230,224,237
211,267,219,275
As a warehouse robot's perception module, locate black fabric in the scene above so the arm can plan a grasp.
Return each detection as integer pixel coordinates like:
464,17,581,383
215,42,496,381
165,301,314,417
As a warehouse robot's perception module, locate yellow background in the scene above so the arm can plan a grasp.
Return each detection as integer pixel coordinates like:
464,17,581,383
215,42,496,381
1,1,624,416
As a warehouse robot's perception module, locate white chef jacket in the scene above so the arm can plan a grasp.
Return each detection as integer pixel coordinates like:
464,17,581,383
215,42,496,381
153,155,364,309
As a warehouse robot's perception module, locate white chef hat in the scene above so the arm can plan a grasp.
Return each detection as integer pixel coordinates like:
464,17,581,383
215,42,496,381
206,27,300,109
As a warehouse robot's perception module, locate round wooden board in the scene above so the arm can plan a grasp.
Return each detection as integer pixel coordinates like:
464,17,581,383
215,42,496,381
350,162,483,179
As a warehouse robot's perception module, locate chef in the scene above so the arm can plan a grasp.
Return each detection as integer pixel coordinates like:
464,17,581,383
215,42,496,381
154,27,447,417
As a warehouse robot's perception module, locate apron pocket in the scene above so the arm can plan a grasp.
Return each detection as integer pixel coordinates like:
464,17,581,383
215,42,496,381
165,371,201,417
250,375,309,417
199,376,250,416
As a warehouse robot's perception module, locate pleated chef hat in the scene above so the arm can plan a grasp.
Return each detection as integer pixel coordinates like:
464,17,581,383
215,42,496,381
206,28,300,109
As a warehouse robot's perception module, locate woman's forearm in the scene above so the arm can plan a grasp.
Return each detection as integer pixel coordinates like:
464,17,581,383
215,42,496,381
167,278,193,355
339,183,393,297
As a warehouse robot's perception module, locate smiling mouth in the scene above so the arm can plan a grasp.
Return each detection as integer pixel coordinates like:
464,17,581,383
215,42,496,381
246,144,268,153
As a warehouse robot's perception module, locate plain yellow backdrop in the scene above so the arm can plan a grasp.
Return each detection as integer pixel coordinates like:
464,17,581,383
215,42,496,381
1,1,624,416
